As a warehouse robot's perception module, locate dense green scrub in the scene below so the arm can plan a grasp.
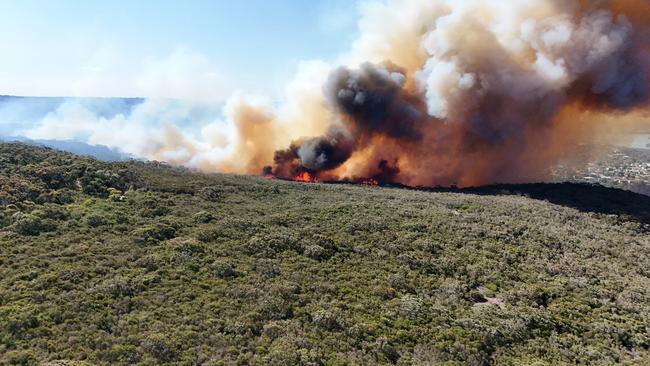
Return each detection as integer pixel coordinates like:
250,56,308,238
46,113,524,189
1,143,649,365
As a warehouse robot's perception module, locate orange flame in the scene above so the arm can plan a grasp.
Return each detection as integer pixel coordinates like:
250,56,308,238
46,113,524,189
362,178,379,186
294,171,318,183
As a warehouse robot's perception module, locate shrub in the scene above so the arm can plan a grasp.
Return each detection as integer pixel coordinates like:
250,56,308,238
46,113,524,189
98,344,140,363
244,236,274,257
169,237,205,256
262,321,286,339
107,188,126,202
0,210,12,229
198,186,225,202
4,349,38,365
139,196,170,217
12,213,46,236
85,214,109,228
34,204,70,221
245,232,301,256
141,334,179,362
193,210,214,223
253,260,281,278
400,294,426,320
132,223,176,245
311,309,343,331
98,276,138,298
211,260,241,279
135,254,160,272
373,286,397,300
303,245,331,261
196,226,224,243
35,189,75,205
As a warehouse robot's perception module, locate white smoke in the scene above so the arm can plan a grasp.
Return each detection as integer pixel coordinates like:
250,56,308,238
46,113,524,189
7,0,650,185
16,58,332,173
417,1,648,119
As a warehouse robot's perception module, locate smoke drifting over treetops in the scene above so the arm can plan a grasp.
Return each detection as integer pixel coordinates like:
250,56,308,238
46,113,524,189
22,0,650,186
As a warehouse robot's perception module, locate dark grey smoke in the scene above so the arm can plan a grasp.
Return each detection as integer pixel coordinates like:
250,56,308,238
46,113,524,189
269,63,429,178
296,126,354,171
586,44,650,110
270,126,354,177
325,62,425,140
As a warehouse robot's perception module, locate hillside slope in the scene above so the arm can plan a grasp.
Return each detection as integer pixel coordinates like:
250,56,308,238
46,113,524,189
1,143,649,365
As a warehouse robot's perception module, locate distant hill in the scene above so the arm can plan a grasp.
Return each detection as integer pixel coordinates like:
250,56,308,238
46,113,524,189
1,142,649,365
0,96,142,161
0,135,133,161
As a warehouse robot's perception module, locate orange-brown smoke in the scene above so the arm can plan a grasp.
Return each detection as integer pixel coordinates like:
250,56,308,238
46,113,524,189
156,0,650,187
261,0,650,186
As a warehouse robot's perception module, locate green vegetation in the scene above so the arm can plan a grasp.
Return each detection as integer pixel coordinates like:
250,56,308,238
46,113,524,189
1,142,649,365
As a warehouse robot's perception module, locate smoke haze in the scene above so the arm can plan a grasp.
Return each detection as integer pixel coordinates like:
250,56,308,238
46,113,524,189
7,0,650,187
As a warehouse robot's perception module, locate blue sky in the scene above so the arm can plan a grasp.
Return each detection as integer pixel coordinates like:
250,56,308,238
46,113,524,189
0,0,360,98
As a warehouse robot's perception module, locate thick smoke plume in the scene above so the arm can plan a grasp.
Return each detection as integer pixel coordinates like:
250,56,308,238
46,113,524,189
21,0,650,187
263,0,650,186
